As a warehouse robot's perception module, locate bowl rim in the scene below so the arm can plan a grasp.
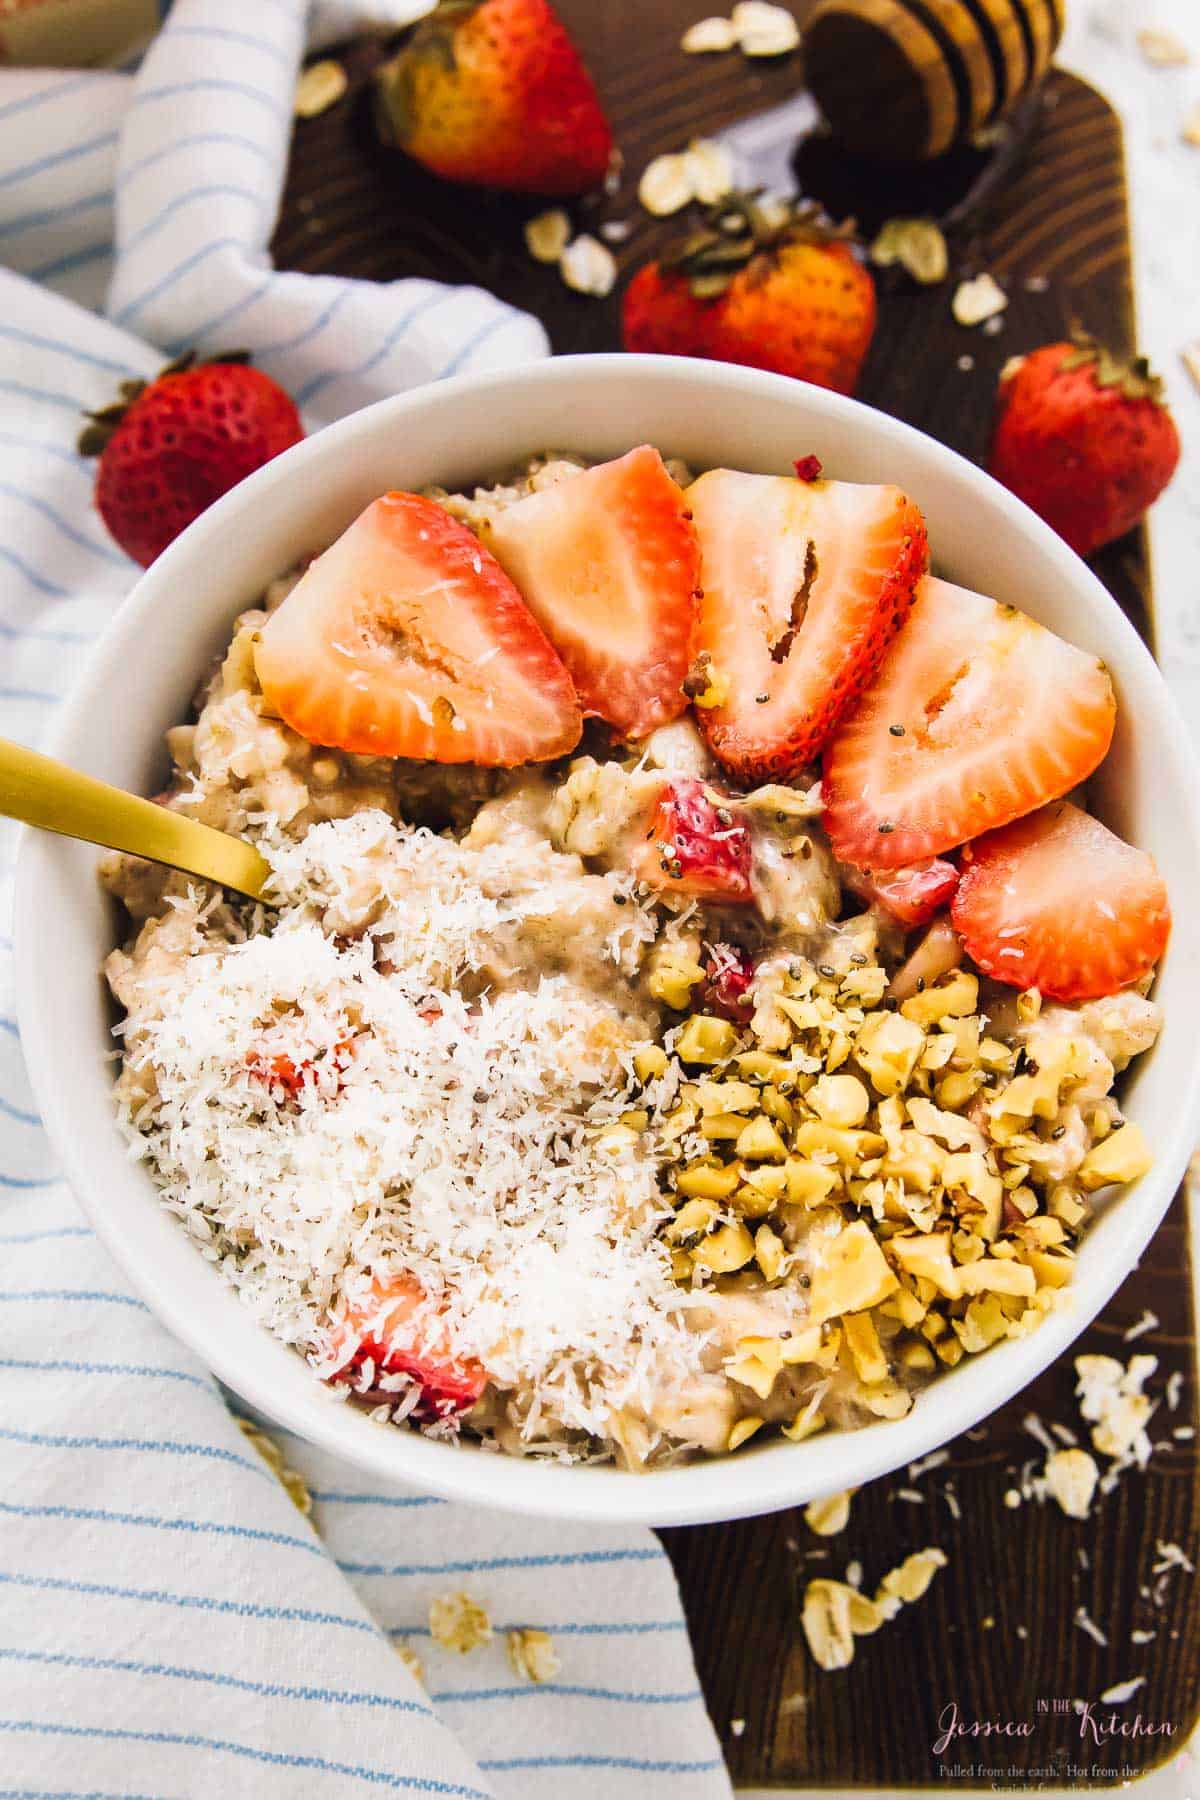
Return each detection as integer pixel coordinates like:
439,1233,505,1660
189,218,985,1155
16,352,1200,1526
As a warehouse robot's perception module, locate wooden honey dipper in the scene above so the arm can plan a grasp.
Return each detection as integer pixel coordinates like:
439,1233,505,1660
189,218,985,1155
802,0,1066,161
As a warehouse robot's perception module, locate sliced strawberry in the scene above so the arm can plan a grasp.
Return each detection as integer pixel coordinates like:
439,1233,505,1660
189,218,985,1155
483,446,700,740
951,801,1170,1002
843,858,958,927
635,777,754,904
254,492,582,766
823,576,1116,870
699,943,756,1021
687,468,928,782
329,1275,487,1421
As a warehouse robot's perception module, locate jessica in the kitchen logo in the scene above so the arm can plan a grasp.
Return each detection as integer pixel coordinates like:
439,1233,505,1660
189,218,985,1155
932,1697,1175,1758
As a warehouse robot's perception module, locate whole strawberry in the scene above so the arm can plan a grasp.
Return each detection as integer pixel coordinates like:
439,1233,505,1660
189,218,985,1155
375,0,613,196
622,196,876,395
987,333,1181,557
80,354,303,567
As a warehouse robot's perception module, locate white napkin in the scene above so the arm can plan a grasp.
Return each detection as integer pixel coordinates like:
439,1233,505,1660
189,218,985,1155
0,3,732,1794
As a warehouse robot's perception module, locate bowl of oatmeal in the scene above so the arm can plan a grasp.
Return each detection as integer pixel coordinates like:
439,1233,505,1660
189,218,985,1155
16,356,1200,1525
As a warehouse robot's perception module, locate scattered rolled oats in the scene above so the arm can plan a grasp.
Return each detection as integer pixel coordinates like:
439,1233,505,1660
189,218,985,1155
732,0,800,55
804,1489,853,1537
234,1415,314,1519
1182,341,1200,393
395,1642,425,1685
295,59,348,119
802,1546,946,1671
429,1591,492,1654
507,1627,561,1683
682,14,739,52
1137,27,1190,66
1043,1447,1100,1519
952,273,1008,327
524,208,572,264
559,235,618,297
1183,103,1200,145
639,152,694,216
870,217,948,285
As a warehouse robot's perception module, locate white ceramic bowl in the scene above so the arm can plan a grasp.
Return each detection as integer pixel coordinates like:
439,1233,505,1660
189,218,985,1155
17,355,1200,1526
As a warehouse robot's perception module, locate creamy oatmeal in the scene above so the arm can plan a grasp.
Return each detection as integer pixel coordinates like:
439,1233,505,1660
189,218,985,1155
105,446,1169,1468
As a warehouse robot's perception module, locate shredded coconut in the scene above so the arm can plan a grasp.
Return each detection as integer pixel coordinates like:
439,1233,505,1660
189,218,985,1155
115,813,700,1454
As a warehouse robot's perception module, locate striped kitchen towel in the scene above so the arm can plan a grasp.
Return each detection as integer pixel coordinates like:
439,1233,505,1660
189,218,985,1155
0,3,732,1795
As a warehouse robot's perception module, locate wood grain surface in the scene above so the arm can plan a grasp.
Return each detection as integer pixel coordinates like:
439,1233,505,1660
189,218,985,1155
273,7,1198,1785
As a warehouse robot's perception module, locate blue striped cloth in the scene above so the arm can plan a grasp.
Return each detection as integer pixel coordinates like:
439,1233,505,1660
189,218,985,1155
0,3,731,1793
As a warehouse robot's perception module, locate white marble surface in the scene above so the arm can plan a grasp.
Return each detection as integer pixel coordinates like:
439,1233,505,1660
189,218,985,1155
1062,0,1200,740
743,8,1200,1792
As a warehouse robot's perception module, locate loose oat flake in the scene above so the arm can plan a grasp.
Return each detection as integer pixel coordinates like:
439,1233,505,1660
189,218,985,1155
1183,103,1200,146
295,59,348,119
952,273,1008,327
1137,27,1190,67
429,1591,492,1653
804,1488,853,1536
524,208,571,264
507,1627,561,1683
1182,342,1200,393
682,15,739,51
638,153,695,217
559,235,617,297
878,1546,947,1604
732,1,800,55
870,217,948,285
395,1642,425,1685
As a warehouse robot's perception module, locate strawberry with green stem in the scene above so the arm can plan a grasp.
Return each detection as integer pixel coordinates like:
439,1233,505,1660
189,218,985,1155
622,195,877,395
987,331,1181,558
375,0,613,196
79,350,303,567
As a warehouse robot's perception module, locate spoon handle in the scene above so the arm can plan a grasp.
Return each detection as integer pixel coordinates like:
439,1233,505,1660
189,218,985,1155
0,735,271,902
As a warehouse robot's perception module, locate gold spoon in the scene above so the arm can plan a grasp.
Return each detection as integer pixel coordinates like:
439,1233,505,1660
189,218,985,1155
0,735,271,902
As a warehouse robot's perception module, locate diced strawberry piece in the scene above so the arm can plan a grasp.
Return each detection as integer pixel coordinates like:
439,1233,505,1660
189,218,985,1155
687,468,928,781
951,801,1170,1002
823,576,1117,870
254,492,582,766
329,1275,487,1422
483,446,701,740
246,1038,355,1099
699,943,756,1021
636,777,754,904
844,858,959,927
793,455,823,481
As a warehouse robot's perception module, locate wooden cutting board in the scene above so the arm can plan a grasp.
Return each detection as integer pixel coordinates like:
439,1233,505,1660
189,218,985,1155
273,9,1199,1785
